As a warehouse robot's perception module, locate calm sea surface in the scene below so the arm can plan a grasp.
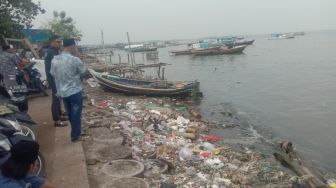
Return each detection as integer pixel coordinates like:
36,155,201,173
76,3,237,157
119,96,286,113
107,30,336,172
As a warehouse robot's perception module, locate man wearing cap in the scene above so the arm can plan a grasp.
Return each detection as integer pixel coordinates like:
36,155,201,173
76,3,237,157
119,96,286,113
50,38,86,142
44,35,68,127
0,140,56,188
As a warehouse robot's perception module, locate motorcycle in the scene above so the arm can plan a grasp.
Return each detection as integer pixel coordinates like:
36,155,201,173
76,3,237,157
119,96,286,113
0,95,36,140
0,118,44,176
20,60,49,96
0,69,29,112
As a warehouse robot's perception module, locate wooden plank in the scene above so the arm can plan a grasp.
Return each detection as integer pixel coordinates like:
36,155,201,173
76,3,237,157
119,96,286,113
274,141,327,188
4,37,23,43
23,37,40,59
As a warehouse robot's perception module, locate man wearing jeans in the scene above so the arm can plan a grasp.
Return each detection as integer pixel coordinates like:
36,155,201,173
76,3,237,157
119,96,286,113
45,35,68,127
50,39,86,142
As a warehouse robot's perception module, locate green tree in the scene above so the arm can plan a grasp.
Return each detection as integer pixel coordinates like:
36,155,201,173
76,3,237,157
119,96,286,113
0,0,45,38
45,11,82,41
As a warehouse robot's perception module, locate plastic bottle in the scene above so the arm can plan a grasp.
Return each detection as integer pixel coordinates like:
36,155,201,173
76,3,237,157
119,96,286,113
327,179,336,188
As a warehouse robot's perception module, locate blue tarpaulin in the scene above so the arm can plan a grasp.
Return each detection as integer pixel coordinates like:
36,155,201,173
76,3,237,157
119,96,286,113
21,29,51,43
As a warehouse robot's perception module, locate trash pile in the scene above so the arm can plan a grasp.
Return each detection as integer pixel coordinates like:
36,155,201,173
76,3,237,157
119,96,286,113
81,79,308,188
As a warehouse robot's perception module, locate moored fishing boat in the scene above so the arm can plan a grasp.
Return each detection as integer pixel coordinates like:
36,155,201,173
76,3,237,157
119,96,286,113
170,49,193,55
190,45,246,56
124,44,157,52
88,69,199,96
269,33,295,40
235,39,255,46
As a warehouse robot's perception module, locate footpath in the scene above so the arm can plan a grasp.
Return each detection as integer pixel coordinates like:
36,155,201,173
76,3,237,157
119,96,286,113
28,95,90,188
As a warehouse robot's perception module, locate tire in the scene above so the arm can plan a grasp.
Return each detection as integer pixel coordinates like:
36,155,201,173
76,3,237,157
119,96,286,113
34,152,46,177
20,124,37,141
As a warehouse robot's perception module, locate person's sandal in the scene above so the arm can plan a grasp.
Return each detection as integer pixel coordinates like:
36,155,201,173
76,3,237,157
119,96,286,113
59,115,68,121
71,137,81,143
54,121,68,127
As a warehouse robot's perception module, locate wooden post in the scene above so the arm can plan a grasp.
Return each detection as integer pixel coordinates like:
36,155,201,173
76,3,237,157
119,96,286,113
162,68,165,80
157,66,161,78
127,54,130,63
118,54,121,64
109,54,112,63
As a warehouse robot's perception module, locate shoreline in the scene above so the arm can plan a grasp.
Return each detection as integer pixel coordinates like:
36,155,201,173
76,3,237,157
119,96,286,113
80,79,331,187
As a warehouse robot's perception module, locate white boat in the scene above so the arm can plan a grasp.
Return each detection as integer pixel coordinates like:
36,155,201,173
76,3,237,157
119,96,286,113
124,44,157,52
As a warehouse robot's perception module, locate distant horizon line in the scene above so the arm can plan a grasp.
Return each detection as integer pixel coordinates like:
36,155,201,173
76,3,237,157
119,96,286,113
78,28,336,46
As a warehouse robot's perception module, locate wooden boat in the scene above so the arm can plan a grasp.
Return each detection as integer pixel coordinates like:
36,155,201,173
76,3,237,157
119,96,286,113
170,49,192,55
235,39,255,46
88,69,198,96
269,33,295,40
124,44,157,52
190,46,221,52
191,45,246,56
171,43,221,56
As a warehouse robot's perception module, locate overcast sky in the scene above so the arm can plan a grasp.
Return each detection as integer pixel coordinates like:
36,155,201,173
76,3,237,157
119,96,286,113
33,0,336,44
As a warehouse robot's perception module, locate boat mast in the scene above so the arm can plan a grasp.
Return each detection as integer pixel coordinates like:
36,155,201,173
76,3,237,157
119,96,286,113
101,29,107,71
126,32,135,66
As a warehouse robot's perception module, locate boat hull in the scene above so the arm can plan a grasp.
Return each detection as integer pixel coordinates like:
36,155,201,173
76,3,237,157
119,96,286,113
235,39,254,46
127,48,157,53
89,69,195,96
170,49,192,55
191,45,246,56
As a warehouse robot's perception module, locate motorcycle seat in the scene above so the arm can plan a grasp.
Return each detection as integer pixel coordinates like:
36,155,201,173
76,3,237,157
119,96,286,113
0,126,15,137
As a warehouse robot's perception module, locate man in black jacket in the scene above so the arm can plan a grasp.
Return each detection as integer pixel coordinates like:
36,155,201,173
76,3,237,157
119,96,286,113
44,35,68,127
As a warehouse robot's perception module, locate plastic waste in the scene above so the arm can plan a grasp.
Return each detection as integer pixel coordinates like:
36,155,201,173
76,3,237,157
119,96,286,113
175,132,196,140
132,128,145,139
201,135,221,142
95,101,108,109
327,179,336,188
144,102,160,107
178,128,186,133
118,121,132,132
179,147,193,161
213,148,221,155
205,158,224,169
175,106,187,113
197,172,208,181
189,108,202,118
120,111,137,121
150,109,161,116
200,151,211,158
214,177,232,186
186,127,197,133
90,98,95,105
126,101,137,110
87,78,98,87
176,116,190,125
227,163,238,170
160,183,177,188
201,142,215,151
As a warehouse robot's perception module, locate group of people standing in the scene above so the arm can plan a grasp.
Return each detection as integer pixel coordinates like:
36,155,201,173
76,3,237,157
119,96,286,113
0,35,86,187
